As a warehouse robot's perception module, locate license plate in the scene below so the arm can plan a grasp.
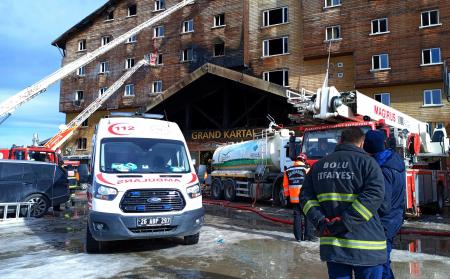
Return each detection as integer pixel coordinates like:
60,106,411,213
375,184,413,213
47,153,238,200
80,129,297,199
137,217,172,227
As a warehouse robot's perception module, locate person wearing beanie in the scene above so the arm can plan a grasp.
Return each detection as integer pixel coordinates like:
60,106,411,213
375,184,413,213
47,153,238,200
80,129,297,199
364,130,406,279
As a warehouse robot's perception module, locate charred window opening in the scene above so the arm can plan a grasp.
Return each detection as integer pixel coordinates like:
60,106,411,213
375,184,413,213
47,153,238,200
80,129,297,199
214,14,225,27
263,37,288,57
77,138,87,150
77,66,85,76
98,87,108,97
81,119,89,127
78,39,86,51
213,43,225,57
181,48,194,62
182,19,194,33
263,70,289,87
125,58,135,69
101,36,111,46
262,7,288,27
154,26,165,38
152,81,163,93
105,10,114,21
99,61,110,74
74,90,84,103
157,53,163,65
155,0,165,11
128,4,137,17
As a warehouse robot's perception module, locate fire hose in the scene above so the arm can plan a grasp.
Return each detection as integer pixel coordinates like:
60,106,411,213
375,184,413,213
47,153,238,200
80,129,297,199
203,200,450,237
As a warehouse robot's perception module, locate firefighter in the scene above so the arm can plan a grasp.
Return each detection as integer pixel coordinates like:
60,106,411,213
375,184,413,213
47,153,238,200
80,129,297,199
283,154,315,241
300,127,386,278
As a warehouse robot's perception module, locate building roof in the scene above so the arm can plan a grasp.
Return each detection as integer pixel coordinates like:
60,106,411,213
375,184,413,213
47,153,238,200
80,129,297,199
51,0,118,49
140,63,291,113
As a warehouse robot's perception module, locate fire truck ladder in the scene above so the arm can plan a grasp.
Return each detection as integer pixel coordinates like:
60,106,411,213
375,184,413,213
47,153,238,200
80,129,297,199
44,58,150,150
0,0,194,122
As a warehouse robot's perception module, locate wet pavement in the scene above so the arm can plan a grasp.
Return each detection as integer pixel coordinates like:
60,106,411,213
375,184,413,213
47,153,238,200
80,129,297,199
0,197,450,279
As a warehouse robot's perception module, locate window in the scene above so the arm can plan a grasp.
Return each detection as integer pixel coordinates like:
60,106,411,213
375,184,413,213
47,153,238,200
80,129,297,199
436,122,444,129
81,119,89,128
125,58,135,69
75,90,84,101
325,0,341,8
181,48,194,62
326,25,341,41
98,87,108,97
152,81,163,93
76,138,87,150
262,37,289,57
214,14,225,27
124,84,135,96
374,93,390,106
263,69,289,87
421,10,440,27
423,89,442,106
99,61,109,74
372,54,390,70
262,7,288,27
182,19,194,33
77,66,85,76
213,43,225,57
127,4,137,17
78,39,86,51
156,53,163,65
422,48,441,65
155,0,165,11
105,11,114,21
154,26,165,38
371,18,388,34
101,36,111,46
126,35,137,43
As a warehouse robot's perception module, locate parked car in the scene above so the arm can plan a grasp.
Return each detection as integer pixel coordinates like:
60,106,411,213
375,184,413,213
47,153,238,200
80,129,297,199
0,160,70,217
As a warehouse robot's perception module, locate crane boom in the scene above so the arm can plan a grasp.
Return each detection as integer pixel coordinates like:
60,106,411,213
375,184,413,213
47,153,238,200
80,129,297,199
0,0,194,120
44,58,149,150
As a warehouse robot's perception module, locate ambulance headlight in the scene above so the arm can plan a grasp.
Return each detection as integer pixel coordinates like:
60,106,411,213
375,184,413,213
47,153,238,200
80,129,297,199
187,184,201,198
94,183,118,201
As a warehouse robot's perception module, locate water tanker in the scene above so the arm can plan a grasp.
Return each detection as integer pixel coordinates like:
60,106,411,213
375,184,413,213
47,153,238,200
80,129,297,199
210,126,301,204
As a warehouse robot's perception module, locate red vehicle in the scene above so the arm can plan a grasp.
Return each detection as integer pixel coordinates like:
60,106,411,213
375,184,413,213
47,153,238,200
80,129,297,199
0,146,61,165
287,86,449,215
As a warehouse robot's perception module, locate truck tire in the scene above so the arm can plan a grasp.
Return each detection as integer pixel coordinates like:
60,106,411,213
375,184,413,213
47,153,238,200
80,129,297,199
184,232,200,245
86,224,104,253
25,194,49,218
436,183,444,214
211,178,223,200
293,211,304,242
224,179,237,202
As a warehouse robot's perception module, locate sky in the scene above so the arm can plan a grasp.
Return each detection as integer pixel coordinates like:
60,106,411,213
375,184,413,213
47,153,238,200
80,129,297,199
0,0,107,147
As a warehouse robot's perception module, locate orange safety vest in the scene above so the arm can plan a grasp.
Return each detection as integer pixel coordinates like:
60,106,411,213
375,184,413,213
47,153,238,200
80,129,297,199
283,161,309,203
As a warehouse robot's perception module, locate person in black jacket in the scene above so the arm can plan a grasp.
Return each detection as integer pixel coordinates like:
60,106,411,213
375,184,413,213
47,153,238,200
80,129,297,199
364,130,406,279
300,127,386,279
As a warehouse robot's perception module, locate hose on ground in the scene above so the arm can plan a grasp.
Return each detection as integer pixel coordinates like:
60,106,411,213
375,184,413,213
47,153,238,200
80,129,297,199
203,200,450,237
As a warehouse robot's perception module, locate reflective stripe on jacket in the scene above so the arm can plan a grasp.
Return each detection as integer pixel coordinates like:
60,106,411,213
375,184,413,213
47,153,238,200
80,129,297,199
300,144,386,266
284,163,308,204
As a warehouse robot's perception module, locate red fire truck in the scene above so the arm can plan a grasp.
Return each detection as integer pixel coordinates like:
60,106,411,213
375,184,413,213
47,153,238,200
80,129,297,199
286,85,449,215
0,145,61,164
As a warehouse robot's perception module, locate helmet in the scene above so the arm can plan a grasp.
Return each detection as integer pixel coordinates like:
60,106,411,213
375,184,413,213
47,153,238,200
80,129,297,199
296,153,308,162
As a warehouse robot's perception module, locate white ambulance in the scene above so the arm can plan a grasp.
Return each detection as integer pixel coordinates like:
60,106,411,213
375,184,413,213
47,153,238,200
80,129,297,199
86,114,204,253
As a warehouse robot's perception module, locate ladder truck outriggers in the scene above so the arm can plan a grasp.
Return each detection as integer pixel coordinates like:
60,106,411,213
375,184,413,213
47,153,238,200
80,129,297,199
286,84,450,216
0,0,194,162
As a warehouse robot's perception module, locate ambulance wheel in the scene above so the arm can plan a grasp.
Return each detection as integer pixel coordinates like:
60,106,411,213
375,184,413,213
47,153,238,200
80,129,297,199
184,232,200,245
86,224,105,253
436,183,444,214
211,178,224,200
224,179,236,202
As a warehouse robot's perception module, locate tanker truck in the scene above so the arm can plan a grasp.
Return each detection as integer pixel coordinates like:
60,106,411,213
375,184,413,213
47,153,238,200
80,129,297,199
210,123,301,205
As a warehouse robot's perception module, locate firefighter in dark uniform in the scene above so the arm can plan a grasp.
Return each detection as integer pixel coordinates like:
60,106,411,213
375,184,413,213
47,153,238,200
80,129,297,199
283,154,315,241
300,127,386,279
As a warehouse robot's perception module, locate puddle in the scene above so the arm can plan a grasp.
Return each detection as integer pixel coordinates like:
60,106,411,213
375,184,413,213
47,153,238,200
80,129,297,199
394,234,450,257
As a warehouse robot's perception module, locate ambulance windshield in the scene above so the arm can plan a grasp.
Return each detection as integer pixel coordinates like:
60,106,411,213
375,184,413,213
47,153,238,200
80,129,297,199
100,138,191,174
302,127,371,160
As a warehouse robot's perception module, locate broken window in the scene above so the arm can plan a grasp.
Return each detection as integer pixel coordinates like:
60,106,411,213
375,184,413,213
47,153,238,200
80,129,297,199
262,69,289,87
422,48,441,65
81,119,89,127
156,53,163,65
326,25,341,41
421,10,439,27
155,0,165,11
262,37,288,57
181,48,194,62
182,19,194,33
262,7,288,27
77,66,85,76
128,4,137,17
213,43,225,57
154,26,165,38
126,35,137,43
374,93,390,106
124,84,135,96
372,54,389,70
76,138,87,150
152,81,163,93
101,36,111,46
98,87,108,97
125,58,135,69
75,90,84,102
325,0,341,8
371,18,388,34
105,10,114,21
99,61,109,74
214,14,225,27
78,39,86,51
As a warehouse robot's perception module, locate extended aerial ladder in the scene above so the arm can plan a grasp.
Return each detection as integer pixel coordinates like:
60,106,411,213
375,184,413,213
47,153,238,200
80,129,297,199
44,58,149,150
0,0,194,124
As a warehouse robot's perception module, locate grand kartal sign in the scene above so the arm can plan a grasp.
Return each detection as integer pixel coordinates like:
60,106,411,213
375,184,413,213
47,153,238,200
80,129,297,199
188,128,262,141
